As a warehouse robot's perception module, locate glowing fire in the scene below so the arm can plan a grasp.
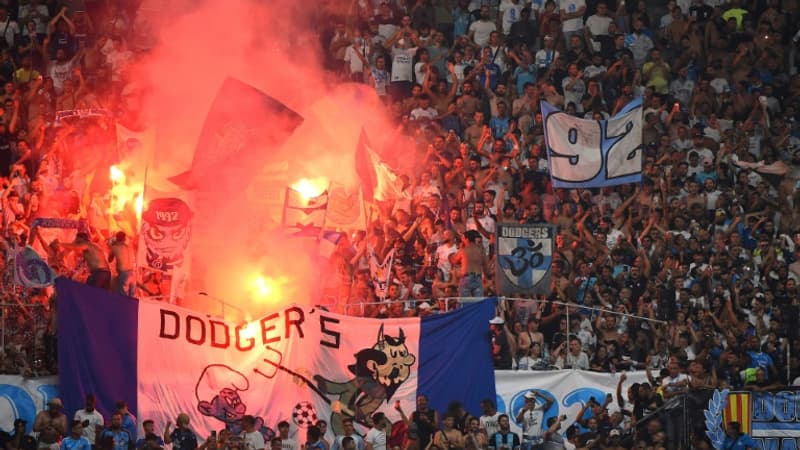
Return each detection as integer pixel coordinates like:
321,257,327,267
110,165,125,183
249,274,288,303
108,164,145,232
291,177,328,201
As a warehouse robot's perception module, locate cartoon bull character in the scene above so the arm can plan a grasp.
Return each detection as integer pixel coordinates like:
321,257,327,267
314,324,416,435
196,364,274,438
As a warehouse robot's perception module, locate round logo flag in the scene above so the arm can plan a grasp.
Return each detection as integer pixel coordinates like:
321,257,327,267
14,246,55,288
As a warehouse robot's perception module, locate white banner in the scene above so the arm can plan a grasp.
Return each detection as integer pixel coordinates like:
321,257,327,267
494,370,649,434
9,371,649,436
0,375,58,433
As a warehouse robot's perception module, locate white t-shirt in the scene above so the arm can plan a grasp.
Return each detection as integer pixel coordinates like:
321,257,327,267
583,64,607,80
585,14,612,50
365,428,386,450
0,19,19,48
244,431,266,450
534,49,559,69
436,243,459,281
560,0,586,32
520,407,545,439
562,76,586,112
411,106,438,121
480,413,501,437
414,61,427,84
391,47,417,82
345,44,369,74
500,1,524,35
661,373,691,394
281,437,298,450
488,45,508,73
48,60,74,94
469,20,496,46
74,409,104,444
371,68,389,96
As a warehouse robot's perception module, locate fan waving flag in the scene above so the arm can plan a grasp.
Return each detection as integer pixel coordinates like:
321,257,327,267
542,98,643,188
57,279,496,442
282,187,328,231
355,130,409,202
169,78,303,191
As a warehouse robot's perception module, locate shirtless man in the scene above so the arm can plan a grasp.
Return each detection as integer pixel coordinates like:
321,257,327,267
452,230,490,297
109,231,135,296
61,232,111,289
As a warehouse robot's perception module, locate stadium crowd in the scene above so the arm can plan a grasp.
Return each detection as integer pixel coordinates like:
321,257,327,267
0,0,795,448
315,0,800,447
0,0,147,377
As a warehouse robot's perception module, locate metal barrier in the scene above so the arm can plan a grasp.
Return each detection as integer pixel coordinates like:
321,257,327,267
331,296,667,344
0,302,51,375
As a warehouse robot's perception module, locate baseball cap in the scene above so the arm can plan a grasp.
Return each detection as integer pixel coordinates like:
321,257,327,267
142,198,193,226
524,391,537,399
489,316,505,325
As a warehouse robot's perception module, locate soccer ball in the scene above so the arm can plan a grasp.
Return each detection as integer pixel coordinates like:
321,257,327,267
292,401,318,428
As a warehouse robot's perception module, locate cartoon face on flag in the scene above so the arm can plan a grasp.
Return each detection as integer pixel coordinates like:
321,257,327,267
542,98,643,188
57,279,496,445
496,224,554,296
141,197,194,270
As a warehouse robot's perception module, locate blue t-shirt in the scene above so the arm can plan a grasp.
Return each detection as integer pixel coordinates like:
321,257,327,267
100,429,134,450
122,414,137,443
61,436,92,450
453,9,471,39
479,63,502,91
747,351,774,375
489,116,510,139
722,434,756,450
513,65,537,97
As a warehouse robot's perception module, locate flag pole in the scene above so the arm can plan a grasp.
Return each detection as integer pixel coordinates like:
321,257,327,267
281,186,290,228
134,164,149,298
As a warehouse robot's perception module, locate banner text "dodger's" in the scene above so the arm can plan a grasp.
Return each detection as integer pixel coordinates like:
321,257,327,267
157,307,342,351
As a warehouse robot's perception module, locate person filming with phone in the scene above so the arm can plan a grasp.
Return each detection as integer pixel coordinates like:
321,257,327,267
515,391,554,450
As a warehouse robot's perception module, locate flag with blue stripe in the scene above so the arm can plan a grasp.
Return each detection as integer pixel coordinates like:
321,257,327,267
57,279,496,441
496,224,554,296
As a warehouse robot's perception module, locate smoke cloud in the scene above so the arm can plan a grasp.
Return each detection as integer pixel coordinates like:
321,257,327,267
130,0,396,319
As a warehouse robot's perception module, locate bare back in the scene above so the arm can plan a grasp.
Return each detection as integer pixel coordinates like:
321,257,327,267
111,243,135,272
83,242,110,271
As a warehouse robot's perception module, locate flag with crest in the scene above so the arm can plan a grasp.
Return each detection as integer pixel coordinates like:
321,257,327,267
324,182,366,230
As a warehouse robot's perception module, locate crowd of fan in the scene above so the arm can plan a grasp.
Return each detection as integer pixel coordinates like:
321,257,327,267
0,0,796,446
0,1,144,375
0,389,759,450
317,0,800,445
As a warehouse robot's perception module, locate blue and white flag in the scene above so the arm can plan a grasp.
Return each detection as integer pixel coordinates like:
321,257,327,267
14,246,55,288
542,98,643,188
318,231,343,259
496,224,554,296
57,279,496,441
